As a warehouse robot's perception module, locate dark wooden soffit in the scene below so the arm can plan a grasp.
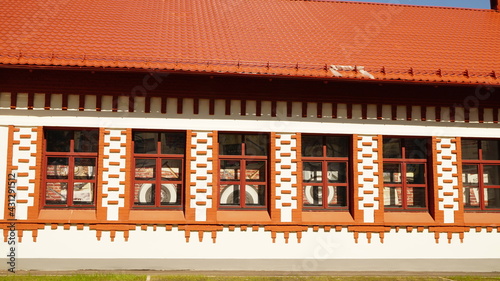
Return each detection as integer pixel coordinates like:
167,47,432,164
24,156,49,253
0,67,498,107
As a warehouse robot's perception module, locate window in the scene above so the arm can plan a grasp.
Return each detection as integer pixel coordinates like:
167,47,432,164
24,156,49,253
133,131,185,208
218,133,268,209
302,135,350,210
383,137,429,210
43,129,99,207
462,139,500,210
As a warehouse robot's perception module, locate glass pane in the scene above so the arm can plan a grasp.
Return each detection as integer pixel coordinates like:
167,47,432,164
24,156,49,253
45,130,71,152
161,132,185,155
74,158,96,180
405,138,428,159
47,157,69,179
134,183,155,205
462,165,479,186
383,138,401,158
302,135,323,157
464,187,480,208
407,187,426,208
220,160,240,181
328,186,347,207
484,188,500,209
462,139,479,160
134,132,158,154
406,164,425,184
246,161,266,182
383,163,401,183
327,162,346,183
219,134,242,155
220,184,240,205
245,185,265,206
161,159,182,180
482,140,500,160
73,182,93,204
74,130,98,153
303,185,323,206
484,165,500,185
303,162,322,183
45,182,68,204
245,134,268,156
326,136,349,157
159,184,181,205
384,186,402,207
135,159,156,180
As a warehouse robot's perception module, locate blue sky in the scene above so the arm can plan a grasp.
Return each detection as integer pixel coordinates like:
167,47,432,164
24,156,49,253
340,0,491,9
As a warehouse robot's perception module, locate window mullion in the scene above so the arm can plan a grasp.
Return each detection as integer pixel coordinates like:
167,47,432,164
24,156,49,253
67,156,74,207
240,159,246,208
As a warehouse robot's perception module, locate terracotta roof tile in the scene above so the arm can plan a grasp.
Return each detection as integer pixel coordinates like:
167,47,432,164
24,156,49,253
0,0,499,84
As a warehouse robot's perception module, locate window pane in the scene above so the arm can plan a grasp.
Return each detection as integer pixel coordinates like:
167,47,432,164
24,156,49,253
406,164,425,184
245,185,265,206
220,184,240,205
46,182,67,204
405,138,428,159
220,160,240,181
134,183,155,205
47,157,69,179
383,138,401,158
245,134,268,156
462,139,479,160
482,140,500,160
74,130,98,152
464,187,480,208
483,165,500,185
484,188,500,209
74,158,96,180
73,183,93,204
219,134,242,155
46,130,71,152
407,187,426,208
327,162,346,183
161,159,182,180
462,165,479,186
326,136,349,158
384,186,402,207
134,132,158,154
303,185,323,206
161,132,185,155
246,161,266,182
328,186,347,207
135,159,156,180
303,162,322,183
302,135,323,157
383,163,401,183
159,184,181,205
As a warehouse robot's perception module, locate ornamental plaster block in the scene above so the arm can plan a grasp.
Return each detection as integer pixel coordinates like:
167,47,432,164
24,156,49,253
274,133,298,222
11,127,38,220
356,135,380,223
189,131,214,221
102,129,127,221
436,137,460,223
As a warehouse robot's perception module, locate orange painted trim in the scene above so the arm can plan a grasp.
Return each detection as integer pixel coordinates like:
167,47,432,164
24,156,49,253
351,134,361,223
374,135,384,223
4,126,15,220
454,137,464,224
28,127,42,219
120,128,132,221
96,127,106,221
184,130,194,222
269,132,279,222
294,133,302,223
431,136,443,222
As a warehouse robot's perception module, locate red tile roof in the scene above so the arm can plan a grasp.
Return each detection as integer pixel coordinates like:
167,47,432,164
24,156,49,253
1,0,499,85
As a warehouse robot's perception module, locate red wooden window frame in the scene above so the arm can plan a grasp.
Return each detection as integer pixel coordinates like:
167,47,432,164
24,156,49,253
218,133,269,209
132,131,186,209
43,128,98,208
462,139,500,211
383,137,430,211
301,135,350,210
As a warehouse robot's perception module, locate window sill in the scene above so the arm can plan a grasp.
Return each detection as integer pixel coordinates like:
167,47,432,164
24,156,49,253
38,209,96,222
464,212,500,224
217,210,271,223
302,211,354,224
384,211,434,224
129,210,185,222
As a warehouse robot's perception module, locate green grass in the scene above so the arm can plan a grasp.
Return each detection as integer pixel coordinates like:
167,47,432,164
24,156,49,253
0,275,500,281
